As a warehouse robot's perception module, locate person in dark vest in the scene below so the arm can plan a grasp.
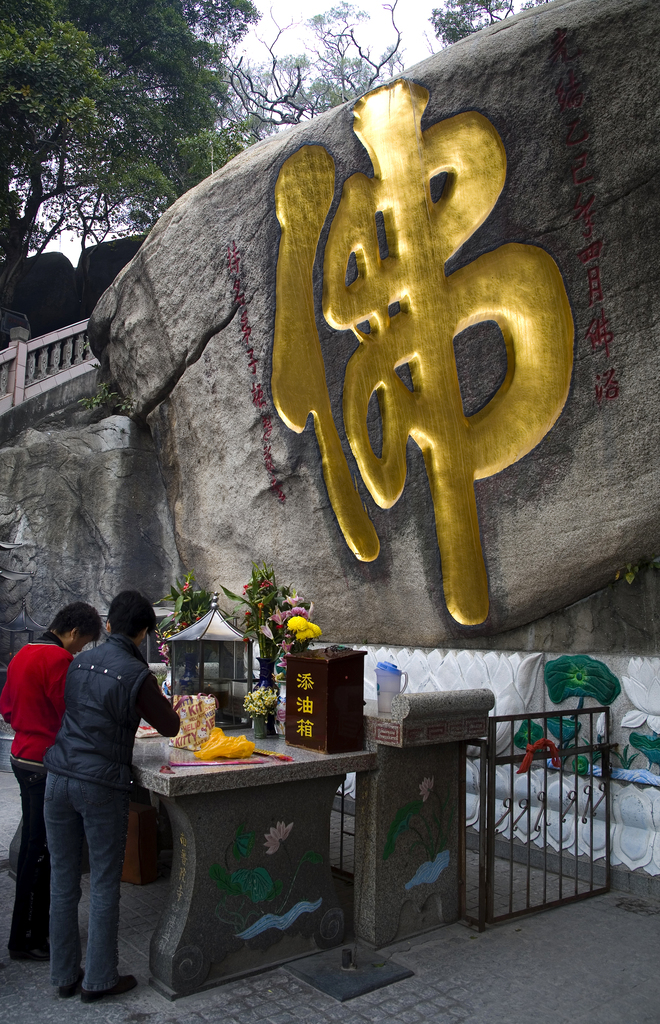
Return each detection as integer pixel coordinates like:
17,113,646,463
44,590,180,1002
0,602,102,963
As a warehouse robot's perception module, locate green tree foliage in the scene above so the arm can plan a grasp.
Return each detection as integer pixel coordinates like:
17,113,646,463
0,1,100,303
430,0,548,48
0,0,258,306
59,0,258,205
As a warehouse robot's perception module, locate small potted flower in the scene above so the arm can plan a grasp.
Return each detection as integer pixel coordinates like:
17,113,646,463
243,686,279,739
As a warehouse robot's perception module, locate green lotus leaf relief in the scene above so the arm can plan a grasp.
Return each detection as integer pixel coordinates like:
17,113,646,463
513,720,544,750
210,863,244,896
231,867,282,903
546,716,582,743
629,732,660,767
301,850,323,865
210,863,282,902
233,823,255,861
545,655,621,706
383,800,423,860
567,755,590,776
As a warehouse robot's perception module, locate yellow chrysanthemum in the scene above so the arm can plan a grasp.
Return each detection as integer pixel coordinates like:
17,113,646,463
288,618,322,641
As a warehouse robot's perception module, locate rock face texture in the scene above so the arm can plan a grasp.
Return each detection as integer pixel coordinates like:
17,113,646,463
0,395,181,630
89,0,660,648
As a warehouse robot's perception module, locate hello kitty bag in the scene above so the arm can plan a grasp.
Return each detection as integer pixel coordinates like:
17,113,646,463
170,694,217,750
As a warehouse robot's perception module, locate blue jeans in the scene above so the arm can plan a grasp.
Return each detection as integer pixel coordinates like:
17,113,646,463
9,764,50,952
43,772,129,991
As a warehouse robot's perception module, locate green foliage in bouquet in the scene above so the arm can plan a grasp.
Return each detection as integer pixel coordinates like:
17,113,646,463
156,571,212,663
221,562,321,659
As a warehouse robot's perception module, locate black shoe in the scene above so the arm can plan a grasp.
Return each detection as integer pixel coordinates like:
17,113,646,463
9,945,50,961
59,971,84,998
80,975,137,1003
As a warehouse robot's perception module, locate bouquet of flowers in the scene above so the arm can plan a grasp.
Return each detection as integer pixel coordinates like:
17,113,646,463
156,571,213,665
243,687,279,717
221,563,321,661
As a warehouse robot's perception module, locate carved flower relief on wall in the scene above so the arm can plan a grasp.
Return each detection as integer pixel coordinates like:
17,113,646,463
621,658,660,733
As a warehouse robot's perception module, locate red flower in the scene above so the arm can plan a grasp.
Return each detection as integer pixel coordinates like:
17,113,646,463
182,583,191,591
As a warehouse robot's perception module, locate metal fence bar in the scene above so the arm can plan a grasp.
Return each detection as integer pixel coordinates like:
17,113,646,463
589,711,594,892
508,720,514,915
331,780,355,880
526,718,532,910
486,718,497,924
339,778,345,870
458,740,467,923
604,709,611,893
478,737,487,932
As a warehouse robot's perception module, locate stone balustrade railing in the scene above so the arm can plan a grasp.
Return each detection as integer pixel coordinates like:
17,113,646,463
0,319,98,415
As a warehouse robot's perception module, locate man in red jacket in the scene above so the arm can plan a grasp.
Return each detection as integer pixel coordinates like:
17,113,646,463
0,601,102,960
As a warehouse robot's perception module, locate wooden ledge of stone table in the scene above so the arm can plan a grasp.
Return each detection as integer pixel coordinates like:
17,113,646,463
363,688,495,749
131,734,376,796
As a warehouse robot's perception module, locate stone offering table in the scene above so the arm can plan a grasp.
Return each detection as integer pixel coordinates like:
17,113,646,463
354,690,494,947
132,736,375,998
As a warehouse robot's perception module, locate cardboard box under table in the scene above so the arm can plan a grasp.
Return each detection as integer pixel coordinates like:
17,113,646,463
285,648,366,754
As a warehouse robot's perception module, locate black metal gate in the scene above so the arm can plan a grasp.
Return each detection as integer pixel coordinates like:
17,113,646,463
462,707,610,930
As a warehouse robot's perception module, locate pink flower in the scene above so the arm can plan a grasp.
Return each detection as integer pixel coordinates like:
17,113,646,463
264,821,293,855
281,640,293,655
260,624,274,640
419,777,434,802
270,610,288,627
289,607,309,619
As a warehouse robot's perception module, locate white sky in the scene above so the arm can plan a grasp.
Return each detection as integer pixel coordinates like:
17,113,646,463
47,0,439,265
239,0,438,68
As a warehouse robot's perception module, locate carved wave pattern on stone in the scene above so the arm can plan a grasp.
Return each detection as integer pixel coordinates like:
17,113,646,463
236,897,323,940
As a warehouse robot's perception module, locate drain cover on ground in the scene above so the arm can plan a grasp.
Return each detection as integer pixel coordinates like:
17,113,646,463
285,946,413,1001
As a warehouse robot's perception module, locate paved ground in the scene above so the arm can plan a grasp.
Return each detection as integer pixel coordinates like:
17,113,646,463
0,771,658,1024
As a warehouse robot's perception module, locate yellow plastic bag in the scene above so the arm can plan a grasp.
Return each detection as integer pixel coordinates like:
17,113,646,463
194,727,255,760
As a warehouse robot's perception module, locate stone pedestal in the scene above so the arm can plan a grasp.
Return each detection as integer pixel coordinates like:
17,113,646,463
132,738,375,997
354,690,494,947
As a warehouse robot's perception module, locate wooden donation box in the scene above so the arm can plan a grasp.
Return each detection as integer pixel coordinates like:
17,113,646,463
285,648,366,753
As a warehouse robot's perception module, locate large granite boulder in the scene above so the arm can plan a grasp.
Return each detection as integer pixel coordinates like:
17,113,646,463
12,252,80,338
89,0,660,648
76,237,145,318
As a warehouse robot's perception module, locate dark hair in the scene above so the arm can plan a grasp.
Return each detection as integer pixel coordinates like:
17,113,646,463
49,602,102,641
107,590,156,637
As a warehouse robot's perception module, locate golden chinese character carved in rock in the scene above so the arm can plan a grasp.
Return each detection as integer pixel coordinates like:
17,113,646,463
273,79,574,626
